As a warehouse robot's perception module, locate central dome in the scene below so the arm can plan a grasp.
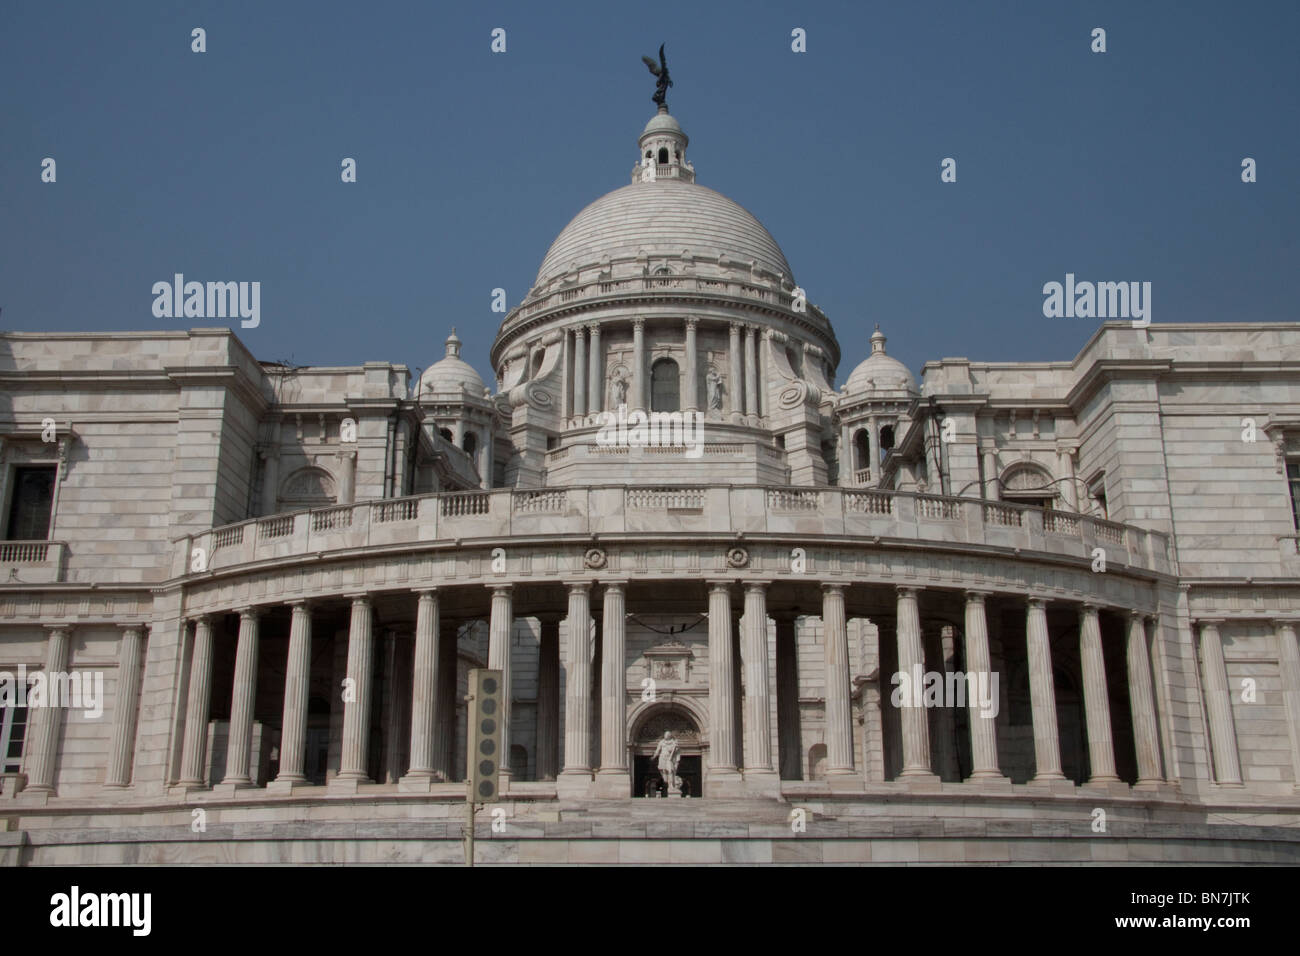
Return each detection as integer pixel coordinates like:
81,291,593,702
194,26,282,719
535,180,793,286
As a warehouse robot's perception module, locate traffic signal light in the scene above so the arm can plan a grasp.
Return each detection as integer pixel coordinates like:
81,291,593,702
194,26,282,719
469,668,504,803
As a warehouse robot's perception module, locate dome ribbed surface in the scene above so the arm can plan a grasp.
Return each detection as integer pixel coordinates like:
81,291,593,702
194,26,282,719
535,181,792,285
419,355,484,395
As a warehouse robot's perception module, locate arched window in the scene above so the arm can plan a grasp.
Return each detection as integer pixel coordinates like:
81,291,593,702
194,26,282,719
854,429,871,472
438,427,453,442
879,425,895,461
651,358,680,412
658,147,669,164
1001,462,1057,509
462,432,478,456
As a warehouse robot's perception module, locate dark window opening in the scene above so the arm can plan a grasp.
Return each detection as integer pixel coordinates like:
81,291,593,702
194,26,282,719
879,426,895,462
1289,462,1300,531
650,358,680,413
658,147,668,164
462,432,478,456
854,430,871,472
6,466,56,540
438,428,453,442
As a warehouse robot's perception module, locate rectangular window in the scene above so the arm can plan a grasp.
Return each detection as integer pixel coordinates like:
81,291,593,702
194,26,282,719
5,466,56,540
1288,461,1300,531
0,678,34,774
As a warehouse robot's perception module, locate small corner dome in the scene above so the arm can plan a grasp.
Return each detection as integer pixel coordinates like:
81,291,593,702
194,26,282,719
419,329,485,397
844,327,917,394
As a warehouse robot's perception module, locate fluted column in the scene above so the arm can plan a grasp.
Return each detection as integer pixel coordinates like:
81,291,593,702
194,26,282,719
895,587,934,778
964,591,1004,779
25,625,71,793
1275,619,1300,790
981,445,999,500
821,584,855,778
1126,611,1163,786
260,446,279,515
178,617,215,787
587,323,602,415
683,318,699,412
631,319,646,413
274,602,312,785
1197,619,1242,786
221,607,260,786
727,323,744,422
103,626,146,788
572,327,587,420
336,596,374,782
487,585,514,783
596,582,630,793
402,590,439,784
338,450,357,504
1078,604,1118,783
741,583,776,781
743,325,759,421
536,618,560,781
1026,598,1065,781
708,582,740,780
559,583,593,791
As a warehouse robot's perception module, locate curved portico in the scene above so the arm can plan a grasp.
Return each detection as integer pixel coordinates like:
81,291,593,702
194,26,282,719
156,484,1178,801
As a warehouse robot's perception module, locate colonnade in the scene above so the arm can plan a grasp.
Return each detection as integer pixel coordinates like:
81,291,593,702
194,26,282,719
164,582,1190,795
565,319,765,422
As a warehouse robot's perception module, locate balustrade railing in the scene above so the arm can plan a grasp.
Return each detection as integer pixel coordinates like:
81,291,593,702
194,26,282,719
190,487,1171,577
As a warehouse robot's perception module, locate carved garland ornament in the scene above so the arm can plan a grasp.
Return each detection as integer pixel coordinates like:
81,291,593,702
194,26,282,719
726,547,749,568
584,547,608,569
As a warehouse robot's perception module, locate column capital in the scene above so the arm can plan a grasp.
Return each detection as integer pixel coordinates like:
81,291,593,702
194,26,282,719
1193,617,1225,629
189,614,212,626
1026,596,1049,610
964,589,991,603
632,318,645,331
118,623,145,634
412,587,438,598
236,606,261,620
729,321,743,334
1128,608,1150,622
599,579,629,594
1079,601,1101,615
43,623,71,636
743,580,772,593
488,583,513,595
286,598,312,610
707,579,735,593
344,593,372,607
586,322,600,334
563,579,591,593
820,582,845,596
684,316,699,330
895,585,921,598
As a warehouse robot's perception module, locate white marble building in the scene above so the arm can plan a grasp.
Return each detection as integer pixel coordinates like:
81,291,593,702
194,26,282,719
2,105,1299,864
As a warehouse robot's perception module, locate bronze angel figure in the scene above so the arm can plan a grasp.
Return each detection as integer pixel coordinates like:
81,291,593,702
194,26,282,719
641,44,673,107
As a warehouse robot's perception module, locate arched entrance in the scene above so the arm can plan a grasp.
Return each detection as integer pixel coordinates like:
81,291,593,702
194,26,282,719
630,704,704,798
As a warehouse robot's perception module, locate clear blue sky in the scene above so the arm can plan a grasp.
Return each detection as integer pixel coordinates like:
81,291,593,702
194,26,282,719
3,1,1295,386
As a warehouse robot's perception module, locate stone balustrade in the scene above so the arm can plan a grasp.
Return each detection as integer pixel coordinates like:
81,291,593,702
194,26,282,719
179,486,1174,578
0,540,67,583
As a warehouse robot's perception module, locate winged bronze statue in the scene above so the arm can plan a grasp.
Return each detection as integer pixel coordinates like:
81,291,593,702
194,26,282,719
641,44,673,107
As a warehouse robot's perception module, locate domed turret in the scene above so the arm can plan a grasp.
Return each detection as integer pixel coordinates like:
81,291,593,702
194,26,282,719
419,329,485,398
844,327,917,394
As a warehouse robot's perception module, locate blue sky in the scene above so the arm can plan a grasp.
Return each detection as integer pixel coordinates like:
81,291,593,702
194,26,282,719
2,1,1295,386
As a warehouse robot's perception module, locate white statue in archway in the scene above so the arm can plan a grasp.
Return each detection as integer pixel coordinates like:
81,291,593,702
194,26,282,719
650,731,682,793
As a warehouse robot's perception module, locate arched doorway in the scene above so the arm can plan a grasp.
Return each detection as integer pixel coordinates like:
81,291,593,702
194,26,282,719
630,704,704,797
